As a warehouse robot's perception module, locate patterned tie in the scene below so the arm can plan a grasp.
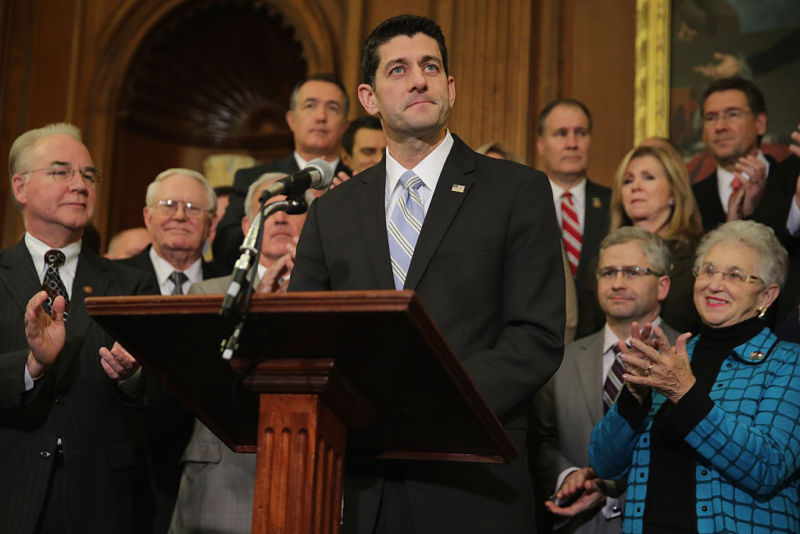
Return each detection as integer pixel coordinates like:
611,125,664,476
560,191,581,277
42,249,69,320
168,270,189,295
387,170,425,290
602,344,626,413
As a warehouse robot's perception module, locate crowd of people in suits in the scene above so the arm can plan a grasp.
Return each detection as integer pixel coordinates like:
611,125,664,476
2,12,800,534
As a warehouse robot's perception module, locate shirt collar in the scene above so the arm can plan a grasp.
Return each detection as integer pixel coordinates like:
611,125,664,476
293,152,339,173
602,317,663,354
24,232,81,282
385,130,454,201
148,247,203,292
549,176,587,206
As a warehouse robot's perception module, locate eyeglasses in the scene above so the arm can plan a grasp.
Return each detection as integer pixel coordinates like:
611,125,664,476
151,199,210,219
692,264,762,284
702,108,751,124
22,163,100,185
596,266,663,280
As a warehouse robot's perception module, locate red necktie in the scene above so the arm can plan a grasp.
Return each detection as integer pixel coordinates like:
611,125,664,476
730,176,742,203
560,192,581,276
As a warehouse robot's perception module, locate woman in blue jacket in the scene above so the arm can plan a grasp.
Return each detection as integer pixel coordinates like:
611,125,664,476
589,220,800,533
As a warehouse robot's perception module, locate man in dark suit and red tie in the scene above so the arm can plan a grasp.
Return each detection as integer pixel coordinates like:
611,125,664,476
0,122,156,532
289,14,565,534
537,98,611,338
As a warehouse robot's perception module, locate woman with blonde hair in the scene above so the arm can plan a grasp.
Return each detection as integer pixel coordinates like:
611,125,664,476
609,144,704,333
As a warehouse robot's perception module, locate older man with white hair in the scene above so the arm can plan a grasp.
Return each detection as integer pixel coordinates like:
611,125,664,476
119,167,226,534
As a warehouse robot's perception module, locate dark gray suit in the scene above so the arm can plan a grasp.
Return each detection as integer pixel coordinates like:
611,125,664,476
290,135,565,534
534,321,679,534
0,239,156,533
169,274,255,534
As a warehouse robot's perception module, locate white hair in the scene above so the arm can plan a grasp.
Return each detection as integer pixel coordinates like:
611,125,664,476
244,173,289,220
145,168,217,212
8,122,83,209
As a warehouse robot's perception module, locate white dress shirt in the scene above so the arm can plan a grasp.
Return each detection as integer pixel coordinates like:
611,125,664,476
148,247,203,295
384,130,454,222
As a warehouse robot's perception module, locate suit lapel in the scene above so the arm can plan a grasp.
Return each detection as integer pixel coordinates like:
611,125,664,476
357,163,395,289
574,331,605,424
0,239,42,316
404,137,474,290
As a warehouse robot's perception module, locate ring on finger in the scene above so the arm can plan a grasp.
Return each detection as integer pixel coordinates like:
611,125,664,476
644,362,654,376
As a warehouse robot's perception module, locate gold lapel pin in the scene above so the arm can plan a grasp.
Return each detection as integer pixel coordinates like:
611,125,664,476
592,197,602,209
82,286,93,295
451,184,465,193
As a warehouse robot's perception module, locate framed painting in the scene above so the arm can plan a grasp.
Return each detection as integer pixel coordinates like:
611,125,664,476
636,0,800,180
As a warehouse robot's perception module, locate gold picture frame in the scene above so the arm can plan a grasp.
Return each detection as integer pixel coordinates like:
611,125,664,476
634,0,670,145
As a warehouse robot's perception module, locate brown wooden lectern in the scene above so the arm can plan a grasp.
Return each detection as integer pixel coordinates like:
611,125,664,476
86,290,515,534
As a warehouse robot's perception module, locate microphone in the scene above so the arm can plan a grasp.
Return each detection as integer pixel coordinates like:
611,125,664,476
259,158,335,201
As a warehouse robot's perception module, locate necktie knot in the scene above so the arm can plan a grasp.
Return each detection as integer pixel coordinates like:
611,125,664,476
169,270,189,295
45,249,66,268
561,191,573,203
400,170,422,191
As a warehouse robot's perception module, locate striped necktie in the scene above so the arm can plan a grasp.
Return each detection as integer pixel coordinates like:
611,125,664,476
603,344,626,413
169,270,189,295
560,191,581,277
387,170,425,290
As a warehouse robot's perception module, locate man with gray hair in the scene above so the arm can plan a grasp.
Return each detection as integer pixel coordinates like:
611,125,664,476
169,172,304,534
535,227,679,533
213,73,352,269
119,167,225,534
0,122,157,532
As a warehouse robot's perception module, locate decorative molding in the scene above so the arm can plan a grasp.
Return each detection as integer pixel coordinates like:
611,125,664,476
634,0,670,145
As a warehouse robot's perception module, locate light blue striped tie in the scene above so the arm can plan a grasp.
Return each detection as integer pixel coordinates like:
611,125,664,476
388,170,425,289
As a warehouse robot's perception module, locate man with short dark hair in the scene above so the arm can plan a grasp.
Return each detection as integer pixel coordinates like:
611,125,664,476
535,227,679,534
213,73,351,268
537,98,611,338
0,123,156,532
692,76,796,235
290,14,564,534
341,115,386,174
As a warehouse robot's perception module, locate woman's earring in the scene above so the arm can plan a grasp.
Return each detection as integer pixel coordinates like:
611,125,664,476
757,306,767,319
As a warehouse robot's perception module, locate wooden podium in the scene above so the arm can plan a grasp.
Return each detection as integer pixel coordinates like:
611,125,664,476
86,290,515,534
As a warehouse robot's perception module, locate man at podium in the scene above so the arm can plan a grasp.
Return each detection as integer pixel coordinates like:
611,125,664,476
290,15,565,534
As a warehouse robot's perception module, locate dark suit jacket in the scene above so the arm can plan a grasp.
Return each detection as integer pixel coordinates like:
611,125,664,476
289,135,565,534
692,154,796,236
117,245,225,534
574,180,612,338
0,239,157,533
212,155,351,269
534,321,679,534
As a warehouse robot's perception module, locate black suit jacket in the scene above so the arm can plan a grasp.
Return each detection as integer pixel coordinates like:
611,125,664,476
118,244,226,283
212,155,351,269
692,154,796,235
0,239,157,533
574,180,611,338
289,135,565,534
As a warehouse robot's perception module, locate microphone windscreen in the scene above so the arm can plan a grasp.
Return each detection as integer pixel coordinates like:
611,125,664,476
306,158,335,189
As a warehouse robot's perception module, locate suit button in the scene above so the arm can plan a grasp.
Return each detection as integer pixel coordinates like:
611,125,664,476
54,397,63,404
701,469,708,476
40,450,51,458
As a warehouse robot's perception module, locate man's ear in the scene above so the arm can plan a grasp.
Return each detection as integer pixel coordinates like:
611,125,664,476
11,174,27,207
357,84,379,117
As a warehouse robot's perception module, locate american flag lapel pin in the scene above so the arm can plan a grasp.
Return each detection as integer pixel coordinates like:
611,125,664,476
451,184,465,193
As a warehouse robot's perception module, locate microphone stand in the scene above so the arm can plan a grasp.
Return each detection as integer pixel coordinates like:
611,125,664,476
219,195,308,360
